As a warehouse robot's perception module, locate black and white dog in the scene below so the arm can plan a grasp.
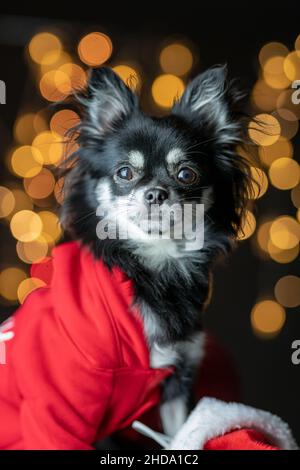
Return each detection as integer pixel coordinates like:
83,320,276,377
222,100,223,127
60,65,251,437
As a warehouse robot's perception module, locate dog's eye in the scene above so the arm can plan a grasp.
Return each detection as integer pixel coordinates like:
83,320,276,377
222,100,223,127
177,167,198,185
116,166,134,181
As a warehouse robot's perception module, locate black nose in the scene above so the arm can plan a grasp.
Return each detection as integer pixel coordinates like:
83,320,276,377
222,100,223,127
144,187,168,205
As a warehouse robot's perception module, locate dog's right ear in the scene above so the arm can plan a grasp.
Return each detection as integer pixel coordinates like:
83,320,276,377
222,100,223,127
80,67,138,138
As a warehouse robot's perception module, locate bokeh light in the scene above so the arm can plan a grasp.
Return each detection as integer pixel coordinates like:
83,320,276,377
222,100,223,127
283,51,300,81
32,131,63,165
17,277,46,304
78,32,112,66
269,216,300,250
269,158,300,190
39,211,62,244
159,43,193,76
39,69,71,102
16,236,49,264
23,168,55,199
251,80,282,112
248,114,281,146
10,210,43,242
275,275,300,308
268,242,299,264
251,300,286,338
263,56,290,90
152,74,185,108
274,109,299,140
258,137,293,167
11,145,43,178
258,42,289,67
0,187,15,218
50,109,80,137
57,63,87,93
14,113,47,144
113,65,140,90
0,267,27,301
28,32,62,65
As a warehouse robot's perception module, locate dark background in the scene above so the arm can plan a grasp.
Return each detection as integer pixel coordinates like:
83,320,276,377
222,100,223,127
1,2,300,443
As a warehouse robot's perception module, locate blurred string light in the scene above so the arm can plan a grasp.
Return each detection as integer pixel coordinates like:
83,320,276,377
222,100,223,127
28,32,62,65
113,65,140,90
11,146,43,178
0,186,15,218
17,277,46,304
251,80,282,112
14,113,47,144
152,74,185,108
283,51,300,81
248,113,281,146
50,109,80,136
78,32,113,66
237,209,256,240
269,216,300,250
159,43,193,76
269,158,300,190
16,237,49,264
258,42,289,67
10,210,43,242
274,275,300,308
32,131,63,165
254,219,300,263
258,137,293,167
38,211,62,244
251,300,286,338
23,168,55,199
0,267,27,301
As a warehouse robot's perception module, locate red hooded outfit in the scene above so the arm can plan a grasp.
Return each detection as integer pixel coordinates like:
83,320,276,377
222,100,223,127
0,242,296,450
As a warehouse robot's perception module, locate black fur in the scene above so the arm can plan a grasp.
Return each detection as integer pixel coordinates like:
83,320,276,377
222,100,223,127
60,65,251,345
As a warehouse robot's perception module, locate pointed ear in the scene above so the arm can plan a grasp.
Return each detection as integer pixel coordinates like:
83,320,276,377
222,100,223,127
172,65,243,143
81,67,138,138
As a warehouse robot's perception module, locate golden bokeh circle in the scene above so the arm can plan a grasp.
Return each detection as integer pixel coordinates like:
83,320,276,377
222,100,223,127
160,43,193,76
0,267,27,301
0,186,15,218
17,277,47,304
251,300,286,337
152,74,185,108
10,210,43,242
269,158,300,190
275,275,300,308
248,114,281,146
78,32,113,66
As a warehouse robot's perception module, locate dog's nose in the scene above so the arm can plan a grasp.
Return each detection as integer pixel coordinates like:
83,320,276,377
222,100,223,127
144,187,168,205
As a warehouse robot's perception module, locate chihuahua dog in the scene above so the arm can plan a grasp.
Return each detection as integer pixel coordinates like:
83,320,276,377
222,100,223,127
60,65,251,437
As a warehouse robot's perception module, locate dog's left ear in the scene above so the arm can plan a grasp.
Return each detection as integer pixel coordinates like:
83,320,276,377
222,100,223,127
80,67,138,138
172,65,243,145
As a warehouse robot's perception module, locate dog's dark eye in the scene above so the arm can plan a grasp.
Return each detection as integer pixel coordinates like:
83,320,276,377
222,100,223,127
177,167,198,185
116,166,133,181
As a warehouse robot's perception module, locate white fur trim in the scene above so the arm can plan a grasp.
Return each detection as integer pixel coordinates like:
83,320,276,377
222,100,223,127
168,397,298,450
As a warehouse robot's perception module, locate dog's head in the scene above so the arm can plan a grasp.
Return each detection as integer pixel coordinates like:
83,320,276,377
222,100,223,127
61,66,251,263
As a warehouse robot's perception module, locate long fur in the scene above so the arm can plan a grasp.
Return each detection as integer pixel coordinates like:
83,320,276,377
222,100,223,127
58,65,252,436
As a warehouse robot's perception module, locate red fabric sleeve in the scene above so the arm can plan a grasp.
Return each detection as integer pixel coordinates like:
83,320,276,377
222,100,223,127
204,428,279,450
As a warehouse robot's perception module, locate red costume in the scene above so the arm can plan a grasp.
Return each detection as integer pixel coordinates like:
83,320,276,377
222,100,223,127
0,242,296,450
